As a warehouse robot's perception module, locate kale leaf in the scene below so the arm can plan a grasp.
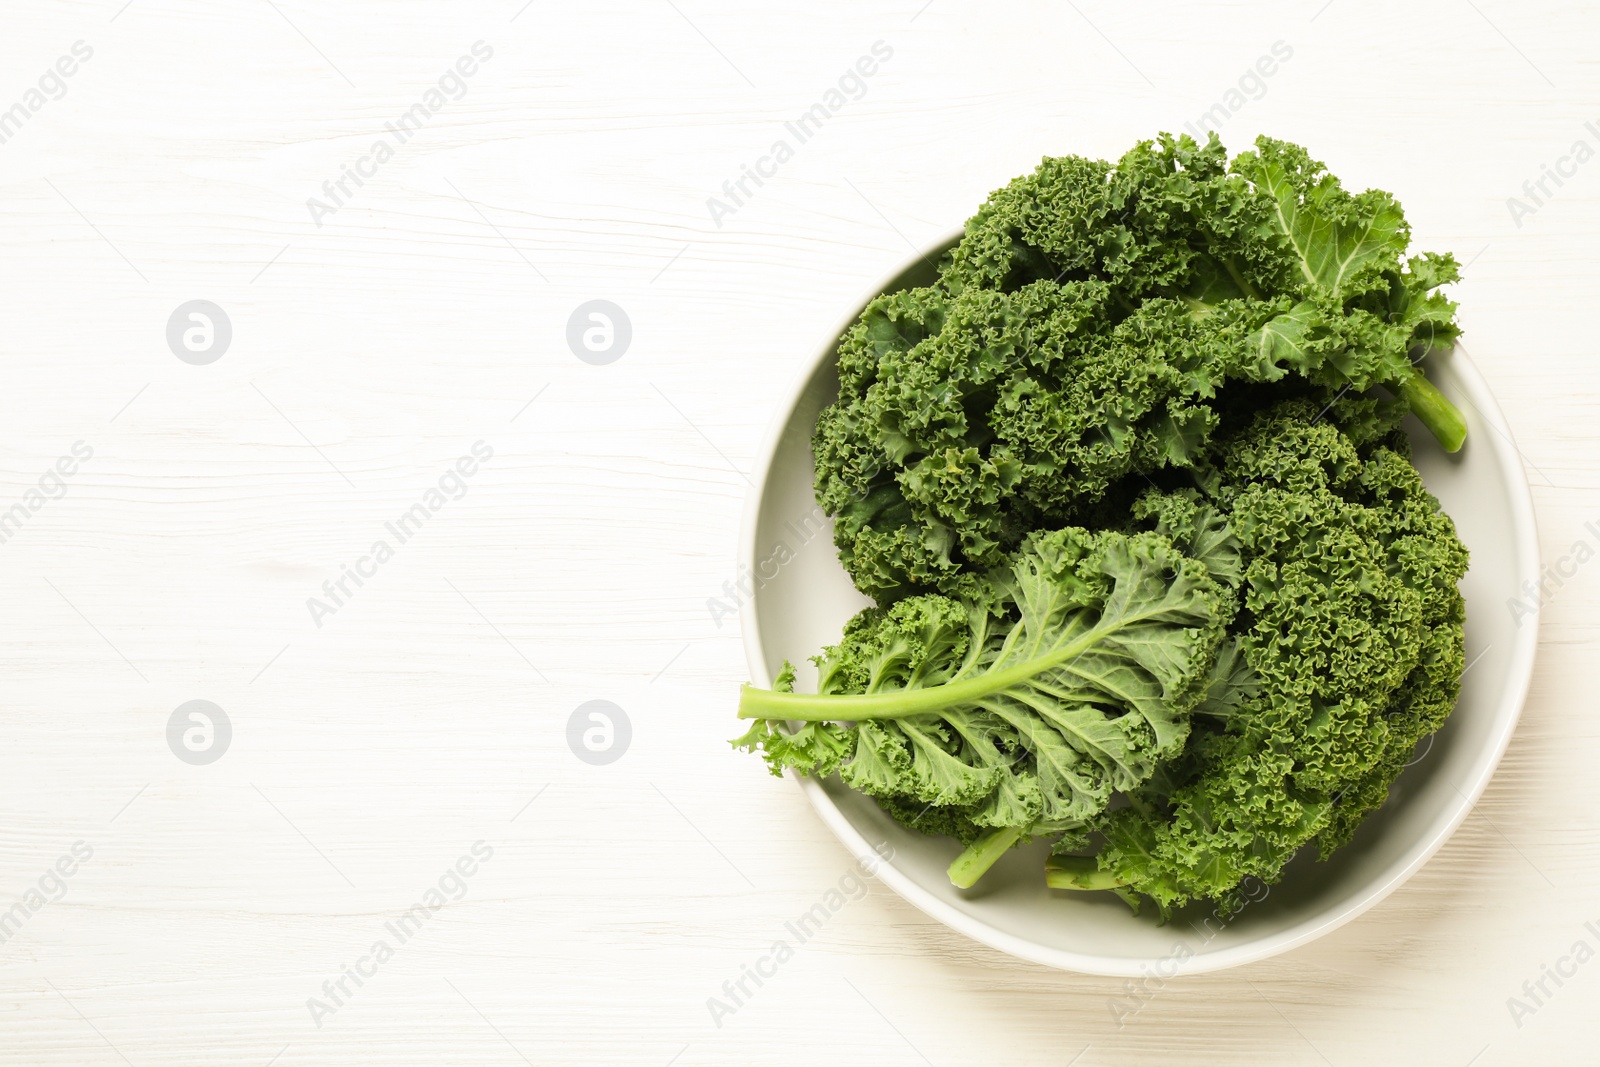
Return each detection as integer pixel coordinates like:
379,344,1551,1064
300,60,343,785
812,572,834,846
815,133,1466,601
735,528,1229,886
1074,398,1468,916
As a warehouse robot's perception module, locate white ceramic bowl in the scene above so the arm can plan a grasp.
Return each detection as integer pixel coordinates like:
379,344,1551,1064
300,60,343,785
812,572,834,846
740,230,1540,976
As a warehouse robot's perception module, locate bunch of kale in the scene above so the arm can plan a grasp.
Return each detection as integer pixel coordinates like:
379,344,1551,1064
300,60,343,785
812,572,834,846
736,133,1470,916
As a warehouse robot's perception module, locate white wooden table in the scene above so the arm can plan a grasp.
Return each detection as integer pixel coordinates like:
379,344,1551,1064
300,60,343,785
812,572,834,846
0,1,1593,1063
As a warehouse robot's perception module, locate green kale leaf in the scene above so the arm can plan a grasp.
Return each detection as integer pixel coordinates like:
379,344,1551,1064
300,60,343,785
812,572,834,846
734,529,1229,886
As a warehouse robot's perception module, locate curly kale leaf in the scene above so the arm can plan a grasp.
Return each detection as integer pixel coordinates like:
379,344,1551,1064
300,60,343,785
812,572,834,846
1228,138,1465,445
760,133,1472,910
813,133,1468,600
734,529,1229,885
816,283,1249,599
1084,401,1468,915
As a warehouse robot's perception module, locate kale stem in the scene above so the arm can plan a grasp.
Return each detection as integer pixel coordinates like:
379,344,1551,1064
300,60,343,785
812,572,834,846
738,601,1189,722
1395,365,1467,453
1221,256,1262,300
736,624,1106,721
1045,855,1128,891
948,827,1021,888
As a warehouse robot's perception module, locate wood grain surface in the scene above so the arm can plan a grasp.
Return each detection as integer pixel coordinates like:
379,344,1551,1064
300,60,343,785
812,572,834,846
0,1,1594,1064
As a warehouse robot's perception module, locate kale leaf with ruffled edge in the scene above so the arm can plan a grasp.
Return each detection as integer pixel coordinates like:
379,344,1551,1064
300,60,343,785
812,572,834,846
815,133,1466,601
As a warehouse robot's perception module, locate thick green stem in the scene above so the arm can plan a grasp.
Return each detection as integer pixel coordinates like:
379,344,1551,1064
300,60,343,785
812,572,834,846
1395,366,1467,453
1221,255,1262,301
948,827,1022,888
1045,855,1128,891
737,626,1106,722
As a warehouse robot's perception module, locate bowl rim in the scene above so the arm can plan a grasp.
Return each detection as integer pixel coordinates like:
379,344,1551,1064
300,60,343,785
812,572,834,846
738,228,1541,976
